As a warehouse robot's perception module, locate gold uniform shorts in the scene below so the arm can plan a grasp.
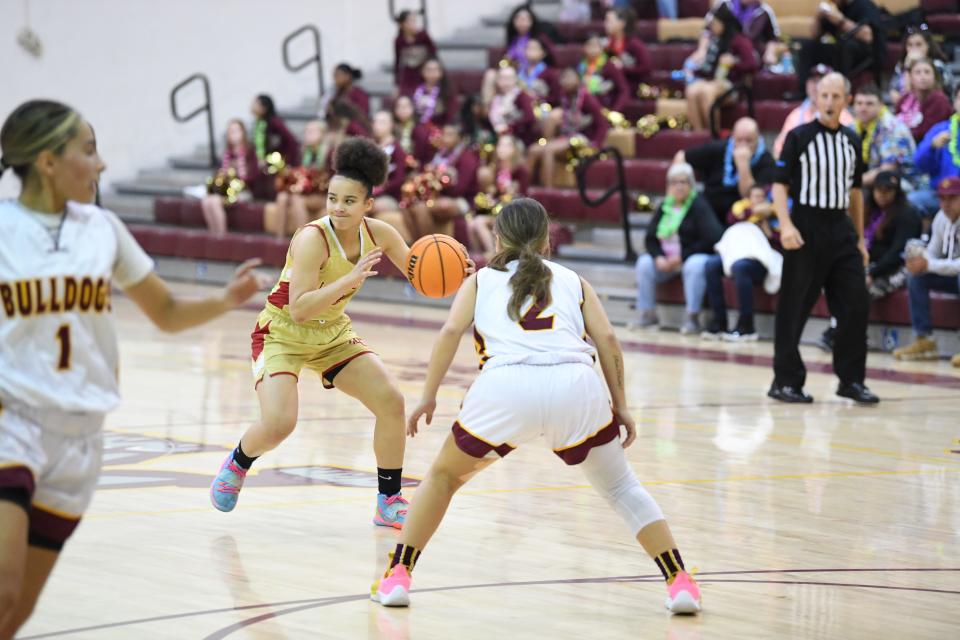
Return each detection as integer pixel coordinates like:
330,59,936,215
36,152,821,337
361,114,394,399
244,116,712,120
250,309,374,389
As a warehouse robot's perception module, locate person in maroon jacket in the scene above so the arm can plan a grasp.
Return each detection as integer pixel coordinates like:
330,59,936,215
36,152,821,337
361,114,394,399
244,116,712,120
518,37,559,108
482,5,555,106
250,94,300,200
604,6,652,92
895,57,952,143
579,34,631,113
470,134,530,257
530,68,610,188
368,110,415,243
407,123,479,238
685,3,759,130
332,63,370,119
487,66,538,146
201,119,259,234
393,95,433,166
394,10,437,97
408,58,456,128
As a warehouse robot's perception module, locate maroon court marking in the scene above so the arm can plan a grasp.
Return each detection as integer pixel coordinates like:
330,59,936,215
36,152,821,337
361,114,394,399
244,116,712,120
20,568,960,639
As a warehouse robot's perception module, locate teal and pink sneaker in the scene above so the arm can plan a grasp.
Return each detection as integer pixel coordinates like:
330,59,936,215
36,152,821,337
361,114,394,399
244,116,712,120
665,571,702,614
371,564,411,607
374,493,409,529
210,454,248,512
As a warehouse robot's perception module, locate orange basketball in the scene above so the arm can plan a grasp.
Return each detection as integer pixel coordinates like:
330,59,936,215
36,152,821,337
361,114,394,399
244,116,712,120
406,234,468,298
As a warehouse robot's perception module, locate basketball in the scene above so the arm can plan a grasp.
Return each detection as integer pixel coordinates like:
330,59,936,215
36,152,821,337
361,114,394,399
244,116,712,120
406,234,469,298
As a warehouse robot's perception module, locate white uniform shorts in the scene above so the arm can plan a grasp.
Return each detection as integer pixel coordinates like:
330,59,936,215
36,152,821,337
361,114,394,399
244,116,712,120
453,360,617,465
0,400,104,550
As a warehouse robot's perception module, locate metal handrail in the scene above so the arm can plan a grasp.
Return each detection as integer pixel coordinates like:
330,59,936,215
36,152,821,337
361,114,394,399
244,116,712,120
170,73,217,168
709,80,755,139
388,0,428,32
282,25,324,99
575,146,638,262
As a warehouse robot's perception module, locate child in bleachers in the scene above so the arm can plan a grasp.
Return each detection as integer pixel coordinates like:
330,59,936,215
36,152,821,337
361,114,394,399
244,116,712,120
889,25,954,106
201,119,258,234
486,66,538,146
483,5,554,104
264,120,331,239
406,123,479,238
392,95,432,166
371,111,414,243
469,134,530,258
394,10,437,97
529,68,609,187
603,6,651,92
578,34,630,113
332,63,370,118
518,37,558,108
895,57,952,143
409,58,455,127
684,3,759,131
250,94,300,200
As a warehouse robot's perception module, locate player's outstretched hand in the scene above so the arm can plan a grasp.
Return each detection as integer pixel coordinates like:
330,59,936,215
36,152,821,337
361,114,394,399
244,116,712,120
464,257,477,276
346,248,382,288
614,407,637,448
224,258,272,307
407,397,437,437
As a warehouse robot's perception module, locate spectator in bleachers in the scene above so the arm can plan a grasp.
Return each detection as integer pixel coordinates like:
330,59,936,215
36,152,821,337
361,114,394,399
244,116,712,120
327,98,371,139
518,37,559,107
889,25,954,106
530,68,609,187
893,176,960,367
483,5,554,104
486,66,538,146
862,171,922,299
895,57,952,143
201,119,258,234
264,119,330,239
702,184,782,341
675,117,775,226
909,85,960,219
796,0,881,93
394,10,437,97
251,94,300,171
470,134,530,258
407,123,479,238
684,3,759,131
410,58,456,127
773,64,854,158
633,162,724,334
370,110,414,243
392,95,432,166
852,84,916,190
578,34,631,113
603,6,652,90
331,63,370,118
713,0,781,63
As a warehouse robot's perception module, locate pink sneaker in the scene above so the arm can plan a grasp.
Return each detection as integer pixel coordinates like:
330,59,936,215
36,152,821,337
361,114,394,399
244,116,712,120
371,564,412,607
665,571,701,614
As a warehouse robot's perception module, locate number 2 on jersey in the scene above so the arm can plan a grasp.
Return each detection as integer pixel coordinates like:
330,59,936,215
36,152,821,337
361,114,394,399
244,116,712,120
519,301,555,331
56,324,71,370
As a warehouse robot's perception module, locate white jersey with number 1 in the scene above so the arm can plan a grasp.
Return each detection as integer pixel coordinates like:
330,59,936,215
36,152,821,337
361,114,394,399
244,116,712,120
0,200,154,419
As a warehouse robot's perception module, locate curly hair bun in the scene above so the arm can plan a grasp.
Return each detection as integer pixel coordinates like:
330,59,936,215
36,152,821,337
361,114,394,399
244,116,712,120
334,137,388,192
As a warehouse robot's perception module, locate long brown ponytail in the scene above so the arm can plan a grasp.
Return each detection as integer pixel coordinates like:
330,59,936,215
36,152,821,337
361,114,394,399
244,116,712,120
488,197,552,321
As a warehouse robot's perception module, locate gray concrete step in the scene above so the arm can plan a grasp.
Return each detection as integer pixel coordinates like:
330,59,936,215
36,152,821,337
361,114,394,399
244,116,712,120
113,180,184,198
100,193,156,223
435,25,504,49
438,48,489,70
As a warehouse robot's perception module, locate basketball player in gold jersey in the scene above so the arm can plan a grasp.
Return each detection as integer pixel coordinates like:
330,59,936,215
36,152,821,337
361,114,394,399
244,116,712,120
210,138,471,528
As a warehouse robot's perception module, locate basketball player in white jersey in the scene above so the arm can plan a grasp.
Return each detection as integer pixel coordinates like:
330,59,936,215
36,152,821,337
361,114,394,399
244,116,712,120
0,100,266,637
371,198,702,614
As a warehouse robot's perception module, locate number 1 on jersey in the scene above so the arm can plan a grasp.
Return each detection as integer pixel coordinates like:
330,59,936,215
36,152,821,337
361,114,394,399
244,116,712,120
56,324,71,370
519,301,555,331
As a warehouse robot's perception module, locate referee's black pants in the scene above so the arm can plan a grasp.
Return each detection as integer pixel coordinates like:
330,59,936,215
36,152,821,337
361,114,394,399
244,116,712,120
773,209,869,388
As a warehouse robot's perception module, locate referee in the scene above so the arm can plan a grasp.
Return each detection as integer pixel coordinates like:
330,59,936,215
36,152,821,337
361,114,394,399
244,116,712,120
769,72,879,405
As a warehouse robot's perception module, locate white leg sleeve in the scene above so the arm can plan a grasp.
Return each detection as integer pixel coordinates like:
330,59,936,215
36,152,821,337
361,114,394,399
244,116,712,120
579,439,664,536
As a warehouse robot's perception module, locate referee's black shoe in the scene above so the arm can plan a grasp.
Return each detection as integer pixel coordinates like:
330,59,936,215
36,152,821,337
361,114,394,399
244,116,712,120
767,384,814,403
836,382,880,405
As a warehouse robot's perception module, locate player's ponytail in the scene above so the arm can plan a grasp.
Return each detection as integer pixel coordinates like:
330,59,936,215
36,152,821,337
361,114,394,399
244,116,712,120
1,100,82,182
489,197,553,321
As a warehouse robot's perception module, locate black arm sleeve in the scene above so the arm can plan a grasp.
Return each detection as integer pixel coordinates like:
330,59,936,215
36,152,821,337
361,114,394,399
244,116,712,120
775,129,798,185
645,206,665,257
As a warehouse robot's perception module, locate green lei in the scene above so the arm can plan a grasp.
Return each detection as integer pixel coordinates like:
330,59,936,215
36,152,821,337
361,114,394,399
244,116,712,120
254,119,267,161
656,191,696,239
949,114,960,168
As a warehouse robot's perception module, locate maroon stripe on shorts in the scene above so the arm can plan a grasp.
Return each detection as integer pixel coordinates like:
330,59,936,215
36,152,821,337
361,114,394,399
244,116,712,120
452,421,515,459
30,504,81,546
0,466,36,495
553,419,619,465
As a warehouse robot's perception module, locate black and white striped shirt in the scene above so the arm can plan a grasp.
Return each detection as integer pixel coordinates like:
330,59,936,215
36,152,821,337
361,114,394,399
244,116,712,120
776,120,864,213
